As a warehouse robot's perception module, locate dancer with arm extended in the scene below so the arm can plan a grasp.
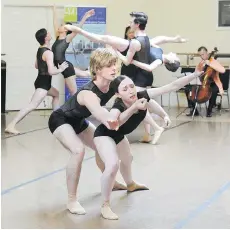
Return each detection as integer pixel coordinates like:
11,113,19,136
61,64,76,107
52,5,94,95
94,71,203,220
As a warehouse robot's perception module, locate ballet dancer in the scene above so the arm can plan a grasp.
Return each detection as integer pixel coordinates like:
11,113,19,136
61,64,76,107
64,12,176,144
117,35,186,73
94,70,204,220
52,5,94,95
48,48,140,215
5,28,68,135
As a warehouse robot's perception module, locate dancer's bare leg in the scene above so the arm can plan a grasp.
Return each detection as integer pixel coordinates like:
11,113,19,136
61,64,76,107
65,75,77,96
53,124,86,215
5,88,48,134
143,112,164,145
117,137,149,192
47,86,60,110
65,25,129,52
78,122,126,191
136,86,162,142
94,136,119,220
147,99,171,128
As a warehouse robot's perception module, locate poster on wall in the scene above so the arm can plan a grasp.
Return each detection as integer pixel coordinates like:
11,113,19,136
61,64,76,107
64,6,106,101
218,0,230,27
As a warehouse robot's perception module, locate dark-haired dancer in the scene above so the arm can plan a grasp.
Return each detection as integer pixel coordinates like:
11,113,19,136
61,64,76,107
5,29,68,134
52,5,94,95
94,71,203,220
65,12,185,143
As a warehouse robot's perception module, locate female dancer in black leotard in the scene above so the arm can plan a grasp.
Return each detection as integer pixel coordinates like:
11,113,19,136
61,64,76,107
93,71,203,220
52,5,94,95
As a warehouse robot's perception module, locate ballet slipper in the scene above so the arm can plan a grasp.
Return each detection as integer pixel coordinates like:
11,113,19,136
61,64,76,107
5,126,20,135
127,181,149,192
151,127,164,145
112,181,127,191
101,202,118,220
67,200,86,215
139,133,152,143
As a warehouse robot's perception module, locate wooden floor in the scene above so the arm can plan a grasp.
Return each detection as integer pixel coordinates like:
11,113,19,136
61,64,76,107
1,108,230,229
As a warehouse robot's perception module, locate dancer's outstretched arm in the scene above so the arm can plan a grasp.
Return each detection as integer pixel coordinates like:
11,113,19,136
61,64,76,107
66,10,95,43
146,71,203,98
52,5,59,38
64,25,129,52
150,35,187,46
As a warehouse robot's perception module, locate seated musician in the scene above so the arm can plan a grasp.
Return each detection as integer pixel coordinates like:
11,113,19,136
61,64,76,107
185,46,225,117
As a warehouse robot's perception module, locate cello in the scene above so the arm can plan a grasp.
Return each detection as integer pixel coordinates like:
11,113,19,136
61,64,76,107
189,47,219,104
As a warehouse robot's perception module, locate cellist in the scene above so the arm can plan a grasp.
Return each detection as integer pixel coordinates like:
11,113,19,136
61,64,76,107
185,46,225,117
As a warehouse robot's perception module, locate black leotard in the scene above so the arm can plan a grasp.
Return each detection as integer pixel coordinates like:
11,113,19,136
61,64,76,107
94,90,150,144
52,37,75,78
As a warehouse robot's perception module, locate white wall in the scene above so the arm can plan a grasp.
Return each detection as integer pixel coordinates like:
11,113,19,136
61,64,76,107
2,0,230,110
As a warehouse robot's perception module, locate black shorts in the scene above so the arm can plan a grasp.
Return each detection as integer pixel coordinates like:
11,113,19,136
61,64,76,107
34,75,52,91
54,60,75,79
48,109,89,134
94,124,124,144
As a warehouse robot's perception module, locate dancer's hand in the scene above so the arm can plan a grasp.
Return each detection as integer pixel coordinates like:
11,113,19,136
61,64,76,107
174,35,187,43
84,9,95,18
163,116,171,128
134,98,148,110
107,119,119,131
58,61,69,71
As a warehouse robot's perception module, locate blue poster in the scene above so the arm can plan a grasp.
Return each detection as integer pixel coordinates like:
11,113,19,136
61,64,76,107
65,6,106,101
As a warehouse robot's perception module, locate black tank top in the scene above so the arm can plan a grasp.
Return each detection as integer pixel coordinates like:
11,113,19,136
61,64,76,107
134,36,154,87
120,41,137,81
37,47,50,75
52,37,69,62
59,81,115,119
